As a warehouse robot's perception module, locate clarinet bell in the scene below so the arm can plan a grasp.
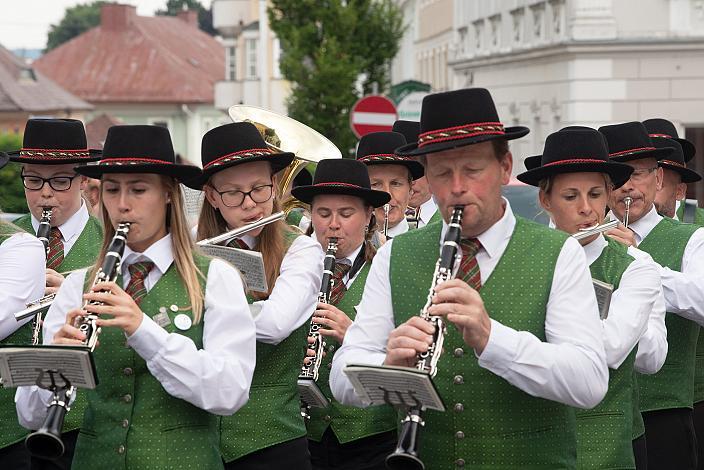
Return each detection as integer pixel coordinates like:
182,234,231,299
25,403,67,460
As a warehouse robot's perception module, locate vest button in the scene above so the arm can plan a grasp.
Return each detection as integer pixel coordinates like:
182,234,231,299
455,458,465,467
455,431,465,439
454,403,464,412
121,419,129,428
453,375,464,385
328,345,335,352
117,445,125,454
122,394,132,403
324,415,332,422
123,367,133,376
327,362,332,369
453,348,464,358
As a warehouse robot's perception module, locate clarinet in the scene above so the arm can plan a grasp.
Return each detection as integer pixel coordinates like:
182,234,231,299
386,206,464,470
297,237,338,418
25,222,131,460
29,208,53,345
36,208,52,257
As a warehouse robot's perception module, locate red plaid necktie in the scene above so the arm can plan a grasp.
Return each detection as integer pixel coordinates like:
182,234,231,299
125,261,155,306
46,227,64,270
228,238,250,250
328,262,352,305
459,238,482,291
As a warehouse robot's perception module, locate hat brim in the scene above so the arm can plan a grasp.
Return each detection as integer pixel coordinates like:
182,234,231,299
361,158,425,180
292,185,391,208
76,162,202,183
674,138,696,163
517,161,634,189
659,162,702,183
396,126,530,157
0,152,9,171
9,149,103,165
184,152,294,189
610,147,674,163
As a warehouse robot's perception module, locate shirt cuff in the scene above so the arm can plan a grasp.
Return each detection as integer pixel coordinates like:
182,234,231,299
476,319,519,375
126,313,169,361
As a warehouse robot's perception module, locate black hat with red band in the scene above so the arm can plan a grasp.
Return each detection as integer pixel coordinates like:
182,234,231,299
598,121,675,163
9,118,102,165
642,118,696,163
356,131,424,180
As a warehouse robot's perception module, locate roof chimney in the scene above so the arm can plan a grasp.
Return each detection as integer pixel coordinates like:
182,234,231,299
101,3,136,32
177,9,199,28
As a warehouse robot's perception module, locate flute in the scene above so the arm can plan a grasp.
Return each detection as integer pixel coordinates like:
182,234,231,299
572,220,619,240
197,212,284,246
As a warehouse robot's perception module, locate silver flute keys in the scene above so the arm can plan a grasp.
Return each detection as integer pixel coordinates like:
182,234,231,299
572,220,619,241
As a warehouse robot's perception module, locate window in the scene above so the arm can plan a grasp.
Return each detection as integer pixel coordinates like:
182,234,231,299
246,39,259,79
226,45,237,81
489,14,501,48
531,4,545,41
511,8,525,44
473,20,484,50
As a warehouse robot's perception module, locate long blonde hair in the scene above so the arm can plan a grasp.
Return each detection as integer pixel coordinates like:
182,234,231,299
197,175,294,301
91,175,206,323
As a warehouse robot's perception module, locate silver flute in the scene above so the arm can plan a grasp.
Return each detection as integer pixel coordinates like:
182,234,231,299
196,211,285,246
571,220,619,241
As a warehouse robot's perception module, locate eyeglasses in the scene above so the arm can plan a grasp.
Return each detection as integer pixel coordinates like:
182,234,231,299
629,167,658,182
212,184,274,208
21,172,78,191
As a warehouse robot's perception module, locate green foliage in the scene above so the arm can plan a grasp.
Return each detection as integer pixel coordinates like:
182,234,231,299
46,1,105,51
156,0,216,36
0,134,27,214
268,0,405,155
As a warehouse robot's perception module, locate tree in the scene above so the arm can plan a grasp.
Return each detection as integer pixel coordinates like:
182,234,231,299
268,0,404,155
46,1,105,51
0,133,28,214
156,0,216,36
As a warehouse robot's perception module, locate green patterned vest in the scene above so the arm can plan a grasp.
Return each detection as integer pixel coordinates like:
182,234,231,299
678,204,704,404
0,224,36,449
638,217,700,411
577,238,636,469
72,254,220,470
14,213,103,436
306,262,397,444
391,217,576,470
220,232,310,462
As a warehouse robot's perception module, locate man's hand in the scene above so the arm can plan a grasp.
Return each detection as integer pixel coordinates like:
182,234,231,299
384,316,435,367
606,223,637,247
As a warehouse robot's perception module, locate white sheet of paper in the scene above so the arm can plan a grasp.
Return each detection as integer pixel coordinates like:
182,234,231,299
198,244,268,293
180,185,204,225
0,346,97,389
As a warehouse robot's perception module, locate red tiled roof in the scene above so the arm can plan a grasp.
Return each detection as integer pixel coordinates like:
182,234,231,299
34,6,224,104
85,113,124,149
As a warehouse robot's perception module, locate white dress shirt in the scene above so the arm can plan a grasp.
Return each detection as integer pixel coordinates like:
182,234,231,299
582,235,666,373
313,239,365,288
28,202,90,259
15,233,256,429
0,233,46,340
417,197,438,228
385,217,409,238
618,205,704,325
331,199,609,410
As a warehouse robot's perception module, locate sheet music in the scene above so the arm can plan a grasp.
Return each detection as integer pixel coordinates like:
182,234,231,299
0,346,97,389
592,278,614,320
344,364,445,411
180,185,204,225
198,244,268,293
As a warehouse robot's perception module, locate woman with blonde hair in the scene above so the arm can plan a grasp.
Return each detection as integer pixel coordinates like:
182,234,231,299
189,122,322,469
16,125,256,469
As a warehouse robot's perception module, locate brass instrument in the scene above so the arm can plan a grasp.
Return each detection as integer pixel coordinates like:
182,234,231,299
298,237,338,418
29,208,53,345
623,196,633,229
572,220,619,241
196,212,285,246
228,105,342,215
25,223,131,460
386,206,464,470
382,204,390,237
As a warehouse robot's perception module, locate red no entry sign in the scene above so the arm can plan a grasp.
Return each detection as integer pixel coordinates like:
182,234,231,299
350,95,398,138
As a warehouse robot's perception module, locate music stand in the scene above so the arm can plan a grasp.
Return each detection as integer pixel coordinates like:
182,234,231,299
0,345,98,390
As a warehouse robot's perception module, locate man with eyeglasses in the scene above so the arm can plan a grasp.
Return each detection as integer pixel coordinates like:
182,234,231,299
601,121,704,469
6,118,103,470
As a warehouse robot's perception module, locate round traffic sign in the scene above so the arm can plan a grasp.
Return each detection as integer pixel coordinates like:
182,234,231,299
350,95,398,138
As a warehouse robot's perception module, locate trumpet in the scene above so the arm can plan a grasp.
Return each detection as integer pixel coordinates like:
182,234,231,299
196,212,285,247
297,237,337,418
623,196,633,229
386,205,464,470
25,222,131,460
571,220,619,241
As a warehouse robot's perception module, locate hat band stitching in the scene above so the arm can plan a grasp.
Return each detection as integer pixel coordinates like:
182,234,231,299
203,148,274,170
649,133,673,139
660,159,686,168
543,158,608,167
359,154,413,162
19,149,90,158
98,157,174,165
418,122,505,148
312,182,367,189
609,146,657,157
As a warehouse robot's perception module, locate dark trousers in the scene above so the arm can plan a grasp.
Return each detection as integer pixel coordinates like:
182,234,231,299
224,437,312,470
30,429,78,470
308,428,396,470
0,440,31,470
643,408,697,470
694,401,704,470
633,434,648,470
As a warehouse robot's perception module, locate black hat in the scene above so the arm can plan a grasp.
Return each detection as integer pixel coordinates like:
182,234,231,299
517,128,633,188
396,88,529,157
292,159,390,208
392,120,420,144
598,122,674,163
8,118,102,164
523,126,598,171
642,118,695,163
654,138,701,183
75,125,201,182
186,122,294,189
357,131,424,180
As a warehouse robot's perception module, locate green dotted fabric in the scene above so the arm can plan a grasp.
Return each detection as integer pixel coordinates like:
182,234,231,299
638,217,700,412
306,262,397,444
577,238,636,469
219,232,310,463
72,253,221,470
390,217,577,470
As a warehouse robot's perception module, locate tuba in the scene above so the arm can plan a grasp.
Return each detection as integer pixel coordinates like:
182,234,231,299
227,105,342,216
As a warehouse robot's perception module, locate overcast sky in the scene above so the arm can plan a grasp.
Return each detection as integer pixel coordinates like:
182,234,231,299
1,0,212,51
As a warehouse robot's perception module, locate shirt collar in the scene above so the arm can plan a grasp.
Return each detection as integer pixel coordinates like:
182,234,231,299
419,197,438,224
627,204,662,243
386,217,409,237
581,234,607,265
674,199,682,221
122,233,174,276
31,201,89,242
339,243,363,265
